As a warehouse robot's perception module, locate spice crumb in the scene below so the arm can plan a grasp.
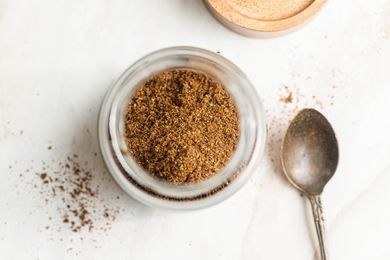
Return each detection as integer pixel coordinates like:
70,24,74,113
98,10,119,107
280,86,293,104
281,92,293,104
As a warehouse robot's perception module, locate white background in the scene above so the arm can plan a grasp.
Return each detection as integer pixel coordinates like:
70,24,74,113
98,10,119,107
1,0,390,259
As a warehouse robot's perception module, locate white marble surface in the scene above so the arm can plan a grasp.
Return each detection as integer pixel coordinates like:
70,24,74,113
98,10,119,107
1,0,390,259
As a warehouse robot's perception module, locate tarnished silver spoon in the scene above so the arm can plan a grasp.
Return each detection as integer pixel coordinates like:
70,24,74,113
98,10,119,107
281,108,339,260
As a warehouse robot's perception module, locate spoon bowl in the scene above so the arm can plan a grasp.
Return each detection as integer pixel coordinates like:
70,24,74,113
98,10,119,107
282,108,339,196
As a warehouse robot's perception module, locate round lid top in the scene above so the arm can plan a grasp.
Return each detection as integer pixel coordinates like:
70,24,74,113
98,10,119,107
206,0,326,33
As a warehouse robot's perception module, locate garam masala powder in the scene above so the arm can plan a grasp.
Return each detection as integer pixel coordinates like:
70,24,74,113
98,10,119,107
125,69,239,184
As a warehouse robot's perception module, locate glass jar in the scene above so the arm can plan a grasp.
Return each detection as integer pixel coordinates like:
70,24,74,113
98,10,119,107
98,46,266,210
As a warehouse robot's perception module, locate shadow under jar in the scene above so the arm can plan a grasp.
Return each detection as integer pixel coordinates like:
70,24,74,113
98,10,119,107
98,46,266,210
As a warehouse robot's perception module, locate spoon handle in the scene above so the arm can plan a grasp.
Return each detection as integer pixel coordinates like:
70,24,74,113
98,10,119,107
309,195,327,260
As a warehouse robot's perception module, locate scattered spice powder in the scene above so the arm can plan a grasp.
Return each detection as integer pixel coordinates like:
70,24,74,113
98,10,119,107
32,154,122,233
37,156,96,232
125,69,240,184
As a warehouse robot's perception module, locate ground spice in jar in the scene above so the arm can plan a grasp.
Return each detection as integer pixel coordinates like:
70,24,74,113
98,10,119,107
125,69,240,184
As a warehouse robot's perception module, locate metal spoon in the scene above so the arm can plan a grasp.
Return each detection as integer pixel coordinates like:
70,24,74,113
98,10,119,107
281,108,339,260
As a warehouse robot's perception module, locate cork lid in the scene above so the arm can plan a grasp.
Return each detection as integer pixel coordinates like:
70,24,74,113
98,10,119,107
205,0,326,36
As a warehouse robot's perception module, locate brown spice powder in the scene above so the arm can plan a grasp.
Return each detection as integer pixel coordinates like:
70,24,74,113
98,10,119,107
27,154,122,234
37,155,97,232
125,69,239,184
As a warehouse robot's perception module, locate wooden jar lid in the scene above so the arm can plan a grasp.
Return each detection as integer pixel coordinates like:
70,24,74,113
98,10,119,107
205,0,326,37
